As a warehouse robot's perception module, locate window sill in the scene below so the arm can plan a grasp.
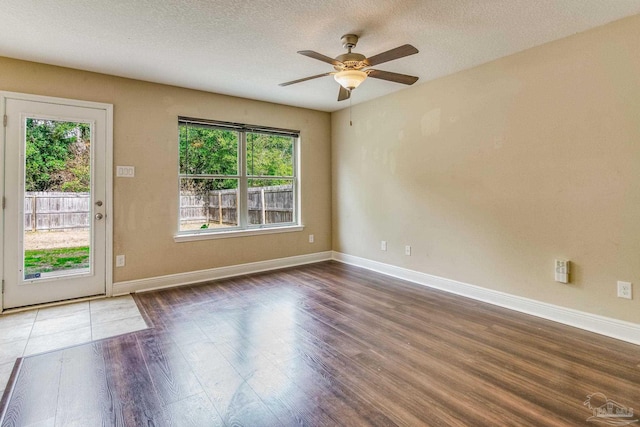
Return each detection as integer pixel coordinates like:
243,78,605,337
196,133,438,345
174,225,304,242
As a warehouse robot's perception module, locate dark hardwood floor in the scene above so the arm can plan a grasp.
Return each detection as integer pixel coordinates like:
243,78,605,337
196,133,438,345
1,261,639,426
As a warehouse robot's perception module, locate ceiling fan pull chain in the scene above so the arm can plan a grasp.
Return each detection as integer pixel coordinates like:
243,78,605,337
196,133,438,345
349,92,353,126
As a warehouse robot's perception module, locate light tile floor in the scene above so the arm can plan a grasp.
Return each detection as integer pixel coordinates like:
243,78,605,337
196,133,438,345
0,295,147,397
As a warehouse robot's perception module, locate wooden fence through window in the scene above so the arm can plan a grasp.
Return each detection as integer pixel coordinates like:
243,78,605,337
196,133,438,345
25,185,294,232
180,185,293,227
24,192,90,231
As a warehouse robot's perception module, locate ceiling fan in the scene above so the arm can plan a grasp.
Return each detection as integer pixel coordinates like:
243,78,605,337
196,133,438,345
280,34,419,101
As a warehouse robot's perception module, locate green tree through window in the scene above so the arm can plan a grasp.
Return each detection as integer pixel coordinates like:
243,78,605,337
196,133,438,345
25,119,91,192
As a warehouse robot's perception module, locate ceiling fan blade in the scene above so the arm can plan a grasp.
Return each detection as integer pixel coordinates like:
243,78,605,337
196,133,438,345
366,44,418,66
367,69,419,85
279,72,332,87
298,50,342,66
337,86,350,101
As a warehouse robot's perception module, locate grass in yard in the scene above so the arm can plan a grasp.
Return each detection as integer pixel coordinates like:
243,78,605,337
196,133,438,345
24,246,90,275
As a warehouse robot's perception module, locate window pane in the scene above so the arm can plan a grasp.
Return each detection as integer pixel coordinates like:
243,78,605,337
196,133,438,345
180,178,238,231
179,125,238,175
246,133,293,177
248,179,294,226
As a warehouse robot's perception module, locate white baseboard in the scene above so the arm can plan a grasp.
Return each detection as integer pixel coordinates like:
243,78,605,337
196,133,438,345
332,251,640,346
113,251,332,295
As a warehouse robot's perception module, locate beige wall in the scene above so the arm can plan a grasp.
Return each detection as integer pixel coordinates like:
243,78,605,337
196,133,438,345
332,15,640,323
0,56,332,282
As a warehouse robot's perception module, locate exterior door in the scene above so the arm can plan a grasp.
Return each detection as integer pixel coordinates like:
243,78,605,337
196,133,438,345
1,93,112,309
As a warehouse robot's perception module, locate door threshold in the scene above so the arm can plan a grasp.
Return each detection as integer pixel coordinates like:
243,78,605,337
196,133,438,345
1,294,108,315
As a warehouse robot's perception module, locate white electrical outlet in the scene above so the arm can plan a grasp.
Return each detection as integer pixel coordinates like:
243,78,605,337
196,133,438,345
381,241,387,251
617,281,632,299
555,259,569,283
116,255,125,267
405,245,411,256
308,234,314,243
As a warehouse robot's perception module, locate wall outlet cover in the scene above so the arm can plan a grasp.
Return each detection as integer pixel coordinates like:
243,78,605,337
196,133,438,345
617,281,632,299
555,259,569,283
115,255,125,267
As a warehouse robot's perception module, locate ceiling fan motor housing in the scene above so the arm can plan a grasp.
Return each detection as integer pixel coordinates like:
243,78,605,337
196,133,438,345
336,34,369,70
334,53,368,70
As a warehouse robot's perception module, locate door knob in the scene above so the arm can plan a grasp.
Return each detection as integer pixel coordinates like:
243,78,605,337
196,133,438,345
95,213,104,220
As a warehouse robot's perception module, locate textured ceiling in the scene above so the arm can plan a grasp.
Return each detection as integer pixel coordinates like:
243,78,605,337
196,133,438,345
2,0,640,112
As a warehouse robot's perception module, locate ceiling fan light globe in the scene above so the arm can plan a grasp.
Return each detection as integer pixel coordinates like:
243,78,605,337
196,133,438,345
334,70,367,90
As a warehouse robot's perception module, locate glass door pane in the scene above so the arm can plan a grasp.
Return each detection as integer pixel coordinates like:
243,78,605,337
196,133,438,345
23,119,91,280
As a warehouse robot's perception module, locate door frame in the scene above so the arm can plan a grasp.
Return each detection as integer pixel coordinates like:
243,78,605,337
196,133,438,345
0,91,114,312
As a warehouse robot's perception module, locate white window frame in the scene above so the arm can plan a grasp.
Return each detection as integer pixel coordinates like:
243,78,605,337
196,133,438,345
175,117,302,242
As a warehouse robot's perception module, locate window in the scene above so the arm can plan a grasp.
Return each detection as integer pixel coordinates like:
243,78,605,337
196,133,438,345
178,117,298,236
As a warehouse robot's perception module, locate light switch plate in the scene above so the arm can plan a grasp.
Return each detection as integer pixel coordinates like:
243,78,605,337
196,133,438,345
116,166,135,177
